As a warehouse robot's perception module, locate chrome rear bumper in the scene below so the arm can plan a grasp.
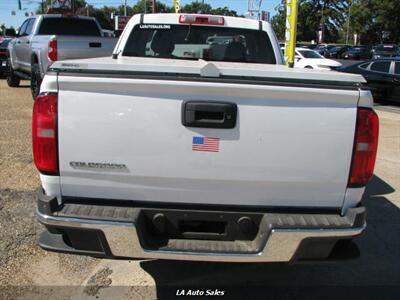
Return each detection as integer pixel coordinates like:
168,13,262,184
37,209,365,262
36,193,366,262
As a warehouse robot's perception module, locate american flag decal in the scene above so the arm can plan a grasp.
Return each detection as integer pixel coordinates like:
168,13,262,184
192,136,220,152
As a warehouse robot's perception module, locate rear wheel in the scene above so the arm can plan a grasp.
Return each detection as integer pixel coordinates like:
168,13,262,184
31,62,42,99
6,59,20,87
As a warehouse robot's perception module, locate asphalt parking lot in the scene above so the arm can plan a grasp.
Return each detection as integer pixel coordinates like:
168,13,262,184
0,79,399,300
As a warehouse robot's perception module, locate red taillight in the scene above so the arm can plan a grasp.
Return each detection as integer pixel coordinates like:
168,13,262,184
348,108,379,187
179,15,225,25
32,93,58,174
48,39,57,61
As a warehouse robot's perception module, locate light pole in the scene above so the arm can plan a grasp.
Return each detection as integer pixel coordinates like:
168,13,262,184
247,0,263,20
124,0,127,16
319,1,325,43
345,1,352,45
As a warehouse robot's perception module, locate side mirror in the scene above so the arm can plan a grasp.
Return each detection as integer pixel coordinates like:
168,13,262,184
295,56,301,62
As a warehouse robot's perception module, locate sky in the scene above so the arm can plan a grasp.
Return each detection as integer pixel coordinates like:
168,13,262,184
0,0,281,28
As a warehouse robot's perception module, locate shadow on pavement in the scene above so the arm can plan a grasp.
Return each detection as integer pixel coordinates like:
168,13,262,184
0,77,29,86
0,78,30,88
140,175,400,299
364,174,395,196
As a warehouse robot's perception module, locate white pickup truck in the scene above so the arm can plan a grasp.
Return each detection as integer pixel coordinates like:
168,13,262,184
35,14,379,263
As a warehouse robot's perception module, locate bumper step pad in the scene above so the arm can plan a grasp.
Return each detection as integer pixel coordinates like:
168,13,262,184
37,190,366,262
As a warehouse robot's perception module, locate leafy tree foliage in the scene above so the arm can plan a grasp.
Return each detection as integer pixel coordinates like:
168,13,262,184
32,1,238,30
0,24,6,35
272,0,347,43
36,0,87,13
180,1,238,16
131,0,173,14
272,0,400,44
350,0,400,44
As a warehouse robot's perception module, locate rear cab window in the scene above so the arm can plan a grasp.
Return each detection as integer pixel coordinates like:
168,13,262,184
38,18,101,36
123,24,276,64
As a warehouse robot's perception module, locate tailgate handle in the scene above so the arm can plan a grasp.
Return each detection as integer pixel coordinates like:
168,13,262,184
182,101,237,129
89,42,102,48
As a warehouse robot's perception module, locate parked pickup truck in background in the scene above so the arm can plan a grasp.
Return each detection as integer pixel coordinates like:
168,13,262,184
35,14,379,263
7,14,117,98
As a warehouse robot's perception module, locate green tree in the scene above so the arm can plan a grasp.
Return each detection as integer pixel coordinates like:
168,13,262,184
36,0,87,14
272,0,348,43
270,3,285,40
34,0,241,31
0,24,6,35
182,1,212,13
210,6,238,16
87,5,120,30
131,0,173,14
181,1,237,16
349,0,400,44
272,0,400,45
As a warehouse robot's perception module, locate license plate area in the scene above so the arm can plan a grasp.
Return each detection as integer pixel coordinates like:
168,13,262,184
137,209,263,250
179,220,226,236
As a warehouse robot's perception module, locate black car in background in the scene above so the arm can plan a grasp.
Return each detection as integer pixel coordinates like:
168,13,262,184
315,44,335,56
372,44,399,59
0,38,11,77
338,59,400,102
341,46,372,60
324,45,351,58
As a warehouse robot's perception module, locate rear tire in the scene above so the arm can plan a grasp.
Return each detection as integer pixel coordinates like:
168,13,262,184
6,59,20,87
31,62,42,100
305,66,313,69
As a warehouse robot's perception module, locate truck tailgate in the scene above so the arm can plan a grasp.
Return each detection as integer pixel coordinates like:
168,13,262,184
57,74,359,208
56,36,117,60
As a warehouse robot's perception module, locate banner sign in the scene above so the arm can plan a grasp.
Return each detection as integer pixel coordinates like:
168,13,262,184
261,11,270,22
173,0,181,13
116,16,132,31
284,0,298,67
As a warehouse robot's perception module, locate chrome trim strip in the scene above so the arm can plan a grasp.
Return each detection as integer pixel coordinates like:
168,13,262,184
37,209,365,262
